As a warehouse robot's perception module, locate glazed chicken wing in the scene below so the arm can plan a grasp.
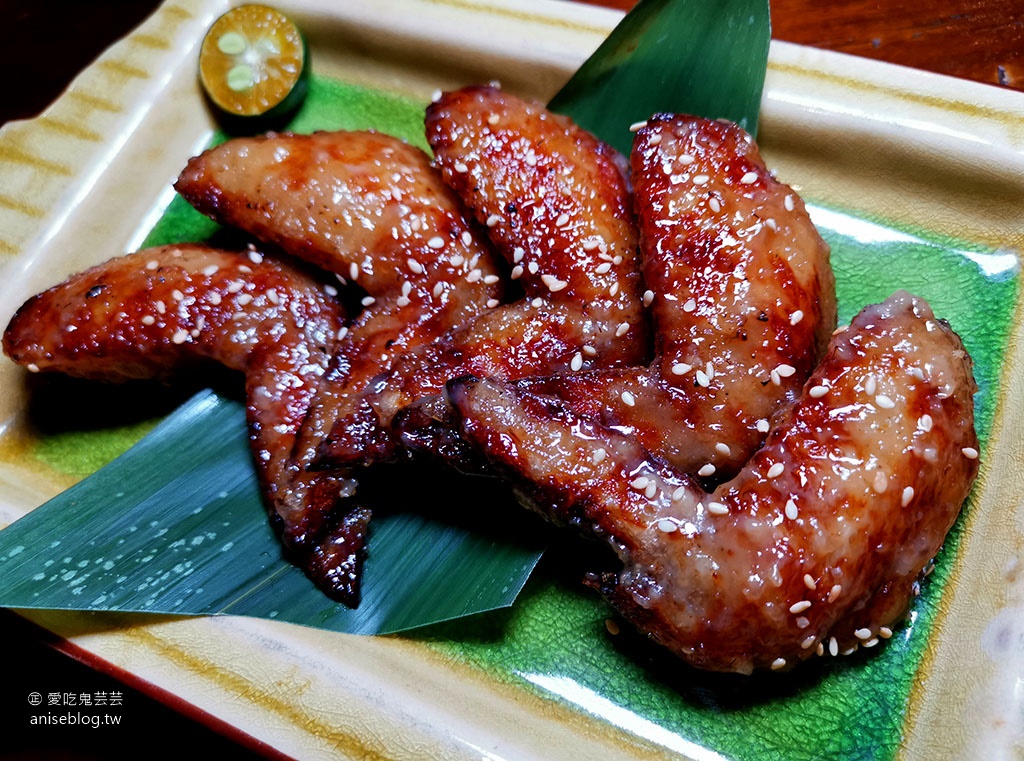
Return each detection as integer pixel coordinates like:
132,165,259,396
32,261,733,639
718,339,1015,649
2,244,347,547
175,130,504,601
316,84,650,468
446,291,978,673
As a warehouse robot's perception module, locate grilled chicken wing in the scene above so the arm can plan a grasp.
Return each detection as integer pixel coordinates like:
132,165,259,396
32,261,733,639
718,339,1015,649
446,291,979,673
317,84,650,468
175,130,504,602
2,244,346,549
396,114,836,480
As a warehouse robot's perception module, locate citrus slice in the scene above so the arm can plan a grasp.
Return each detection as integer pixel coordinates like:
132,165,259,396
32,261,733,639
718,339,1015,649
198,4,309,126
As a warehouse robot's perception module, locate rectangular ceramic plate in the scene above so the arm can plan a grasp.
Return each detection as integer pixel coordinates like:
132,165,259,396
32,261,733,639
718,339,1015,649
2,1,1023,759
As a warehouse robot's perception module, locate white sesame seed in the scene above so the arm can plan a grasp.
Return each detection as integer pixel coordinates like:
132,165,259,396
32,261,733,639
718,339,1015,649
785,499,798,520
483,274,500,285
266,288,280,305
683,298,696,312
776,364,796,378
828,584,842,602
486,298,499,309
879,627,893,639
555,212,570,227
671,362,693,376
643,289,654,307
645,481,658,499
865,375,877,396
396,296,410,308
542,274,568,293
595,262,612,274
797,616,811,629
854,628,873,641
408,258,424,274
361,295,376,307
767,463,785,479
692,174,709,185
466,269,482,283
349,262,359,280
809,384,829,398
756,418,770,433
141,315,155,326
875,394,895,409
872,471,888,494
487,113,500,125
583,345,597,356
918,414,933,432
790,310,804,325
237,293,253,306
621,391,636,407
698,464,716,477
790,600,812,614
694,370,710,388
671,486,686,501
771,658,786,670
592,448,607,464
708,197,721,213
649,134,662,146
202,264,219,276
962,447,979,459
171,329,189,344
803,574,816,590
454,161,469,173
428,236,446,250
615,322,630,337
784,194,795,212
901,486,915,507
829,637,839,656
630,476,649,491
248,251,264,264
678,153,695,165
486,214,500,227
714,443,731,457
628,120,647,132
531,297,543,308
146,259,159,270
707,502,729,515
801,635,817,650
570,352,583,372
770,369,781,386
740,171,758,184
656,518,677,533
510,265,524,279
172,289,184,302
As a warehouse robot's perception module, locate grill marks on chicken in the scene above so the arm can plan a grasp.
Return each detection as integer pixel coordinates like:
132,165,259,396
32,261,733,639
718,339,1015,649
2,244,346,543
445,292,978,673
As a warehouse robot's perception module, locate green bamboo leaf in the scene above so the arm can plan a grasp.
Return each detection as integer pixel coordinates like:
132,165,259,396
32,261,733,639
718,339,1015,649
0,390,543,634
549,0,770,155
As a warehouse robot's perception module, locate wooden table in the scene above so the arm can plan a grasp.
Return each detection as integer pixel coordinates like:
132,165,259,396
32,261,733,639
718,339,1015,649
1,0,1019,759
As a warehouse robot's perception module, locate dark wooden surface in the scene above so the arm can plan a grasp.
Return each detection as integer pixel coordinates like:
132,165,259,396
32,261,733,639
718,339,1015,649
1,0,1020,759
